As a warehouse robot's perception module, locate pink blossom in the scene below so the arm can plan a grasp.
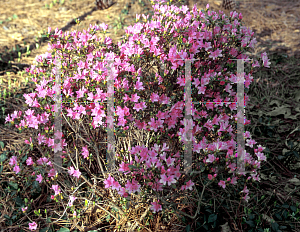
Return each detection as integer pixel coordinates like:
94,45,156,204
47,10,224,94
119,162,130,172
185,180,195,191
218,180,226,189
28,221,37,231
130,93,140,102
68,166,75,176
48,168,57,178
9,156,18,166
68,195,77,206
51,184,61,196
81,146,89,159
104,175,115,189
209,49,223,60
206,154,216,163
72,169,81,179
159,174,176,186
261,52,271,68
150,201,162,213
118,187,129,197
36,174,43,183
150,93,160,102
13,165,21,174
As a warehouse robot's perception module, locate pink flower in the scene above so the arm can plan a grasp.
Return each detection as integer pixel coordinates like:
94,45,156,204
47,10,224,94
72,169,81,179
68,195,77,206
51,184,61,196
24,137,32,145
130,93,140,102
119,162,130,172
26,157,34,166
48,168,57,178
22,207,28,212
81,146,89,159
218,180,226,189
9,156,18,166
118,187,129,197
68,166,75,176
150,201,162,213
104,175,115,189
185,180,195,191
13,165,21,174
36,174,43,183
28,221,37,231
159,174,176,186
209,49,223,60
206,154,215,163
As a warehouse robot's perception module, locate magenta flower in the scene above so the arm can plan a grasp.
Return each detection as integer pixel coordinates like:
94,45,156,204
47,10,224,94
104,175,115,189
150,201,162,213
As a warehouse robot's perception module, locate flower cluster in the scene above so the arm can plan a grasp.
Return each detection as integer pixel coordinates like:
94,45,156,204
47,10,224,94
4,0,270,229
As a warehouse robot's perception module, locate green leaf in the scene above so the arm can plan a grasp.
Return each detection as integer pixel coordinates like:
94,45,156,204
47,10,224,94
282,204,289,209
208,214,217,223
0,153,7,162
8,182,18,190
271,222,279,231
40,227,50,232
245,220,255,227
290,205,297,212
128,165,138,170
185,224,191,232
293,150,300,159
0,141,4,149
57,228,70,232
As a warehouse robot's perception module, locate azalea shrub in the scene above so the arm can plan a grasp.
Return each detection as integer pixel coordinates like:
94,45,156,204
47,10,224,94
3,0,271,230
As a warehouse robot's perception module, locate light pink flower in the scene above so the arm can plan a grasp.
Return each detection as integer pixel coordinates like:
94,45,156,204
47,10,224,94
28,221,37,231
9,156,18,166
72,169,81,179
26,157,34,166
68,195,77,207
51,184,61,196
36,174,43,183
